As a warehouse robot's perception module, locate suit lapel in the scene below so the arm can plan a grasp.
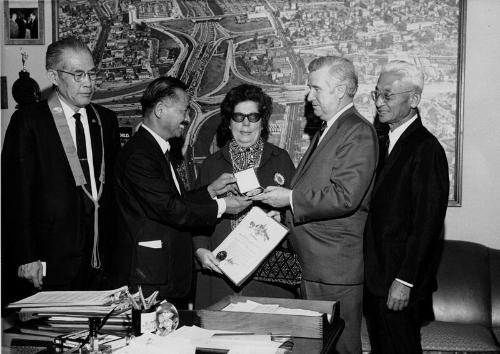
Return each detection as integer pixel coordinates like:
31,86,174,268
137,127,183,195
86,105,102,189
372,116,423,195
292,108,352,187
292,131,320,187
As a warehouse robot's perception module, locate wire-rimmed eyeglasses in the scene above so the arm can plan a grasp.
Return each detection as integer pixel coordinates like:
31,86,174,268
370,90,414,102
232,112,261,123
56,69,98,82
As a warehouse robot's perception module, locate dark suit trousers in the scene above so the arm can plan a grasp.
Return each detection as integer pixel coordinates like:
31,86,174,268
301,280,362,354
364,289,426,354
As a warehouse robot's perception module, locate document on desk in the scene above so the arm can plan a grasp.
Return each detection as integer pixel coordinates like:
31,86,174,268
212,206,288,286
8,286,128,308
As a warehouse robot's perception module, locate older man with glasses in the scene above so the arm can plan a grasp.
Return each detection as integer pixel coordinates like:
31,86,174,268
1,37,120,306
364,60,449,354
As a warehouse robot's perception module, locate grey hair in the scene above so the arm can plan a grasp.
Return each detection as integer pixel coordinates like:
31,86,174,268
308,56,358,97
46,37,92,70
381,60,424,93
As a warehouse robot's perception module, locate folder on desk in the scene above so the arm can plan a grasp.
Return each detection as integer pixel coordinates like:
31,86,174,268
8,286,128,308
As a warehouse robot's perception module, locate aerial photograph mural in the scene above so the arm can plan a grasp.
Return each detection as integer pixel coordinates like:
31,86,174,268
54,0,464,203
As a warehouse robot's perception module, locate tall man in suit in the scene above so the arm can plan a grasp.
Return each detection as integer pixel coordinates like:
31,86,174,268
1,37,120,305
364,60,449,353
253,56,378,354
111,77,251,307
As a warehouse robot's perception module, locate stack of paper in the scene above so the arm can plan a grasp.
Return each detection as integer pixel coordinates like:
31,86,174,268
8,287,131,320
115,326,287,354
222,300,331,320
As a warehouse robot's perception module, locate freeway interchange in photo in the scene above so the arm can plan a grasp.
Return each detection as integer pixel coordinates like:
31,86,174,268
57,0,461,194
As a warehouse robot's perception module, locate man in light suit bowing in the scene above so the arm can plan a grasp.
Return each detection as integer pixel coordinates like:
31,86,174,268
253,56,378,354
364,61,449,354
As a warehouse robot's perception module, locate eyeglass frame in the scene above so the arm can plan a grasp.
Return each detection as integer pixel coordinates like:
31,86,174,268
370,89,415,102
56,69,98,82
231,112,262,123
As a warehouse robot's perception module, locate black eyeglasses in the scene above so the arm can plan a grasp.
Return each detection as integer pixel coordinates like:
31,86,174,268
370,90,414,102
56,69,98,82
232,112,261,123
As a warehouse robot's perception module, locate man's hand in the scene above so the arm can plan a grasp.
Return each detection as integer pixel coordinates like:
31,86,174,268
207,173,238,198
195,248,222,274
250,186,291,208
17,261,43,289
387,280,411,311
224,195,252,214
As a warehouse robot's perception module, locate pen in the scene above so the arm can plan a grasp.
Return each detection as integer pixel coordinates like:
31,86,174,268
138,286,148,310
146,290,159,309
125,289,140,310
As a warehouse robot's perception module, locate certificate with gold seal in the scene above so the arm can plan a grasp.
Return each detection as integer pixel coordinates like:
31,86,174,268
212,206,289,286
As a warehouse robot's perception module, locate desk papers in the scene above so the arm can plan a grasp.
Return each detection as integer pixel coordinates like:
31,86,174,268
8,287,131,320
115,326,283,354
213,207,289,286
222,300,330,320
8,286,128,308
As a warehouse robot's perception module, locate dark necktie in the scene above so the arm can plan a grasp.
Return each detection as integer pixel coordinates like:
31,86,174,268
165,150,182,194
302,121,327,166
73,112,91,187
309,121,327,155
378,134,390,172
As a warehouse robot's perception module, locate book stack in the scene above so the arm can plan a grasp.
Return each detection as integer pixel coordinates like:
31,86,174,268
5,287,132,348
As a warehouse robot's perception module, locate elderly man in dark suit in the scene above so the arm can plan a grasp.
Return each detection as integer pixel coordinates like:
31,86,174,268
364,60,449,354
1,37,120,305
111,77,251,307
253,56,378,354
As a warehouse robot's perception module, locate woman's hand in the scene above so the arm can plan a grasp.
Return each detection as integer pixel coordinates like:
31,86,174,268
267,210,282,223
195,248,223,274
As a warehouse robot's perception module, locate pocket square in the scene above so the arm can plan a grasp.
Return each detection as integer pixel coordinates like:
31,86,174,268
138,240,162,249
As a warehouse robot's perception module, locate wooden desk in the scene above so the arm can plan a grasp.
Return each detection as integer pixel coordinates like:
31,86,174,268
1,310,344,354
179,310,344,354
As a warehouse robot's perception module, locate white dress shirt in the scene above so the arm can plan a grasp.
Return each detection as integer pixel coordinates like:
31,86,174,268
387,114,418,155
142,124,182,195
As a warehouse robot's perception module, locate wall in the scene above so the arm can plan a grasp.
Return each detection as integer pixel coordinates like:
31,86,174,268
1,0,500,249
0,0,53,131
443,0,500,249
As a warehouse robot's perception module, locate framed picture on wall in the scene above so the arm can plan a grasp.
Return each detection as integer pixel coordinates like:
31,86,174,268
4,0,44,45
51,0,465,205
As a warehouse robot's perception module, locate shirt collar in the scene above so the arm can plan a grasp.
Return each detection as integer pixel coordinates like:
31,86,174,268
58,95,86,121
388,114,418,143
325,102,353,128
142,123,170,154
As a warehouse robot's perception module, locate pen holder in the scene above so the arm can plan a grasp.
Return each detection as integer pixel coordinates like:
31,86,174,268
131,307,157,336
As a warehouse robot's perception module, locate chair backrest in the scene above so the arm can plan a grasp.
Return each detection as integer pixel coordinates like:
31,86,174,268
433,240,491,326
489,246,500,328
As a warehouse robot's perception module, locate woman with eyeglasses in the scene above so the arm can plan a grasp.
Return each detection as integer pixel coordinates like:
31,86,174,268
193,84,298,309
